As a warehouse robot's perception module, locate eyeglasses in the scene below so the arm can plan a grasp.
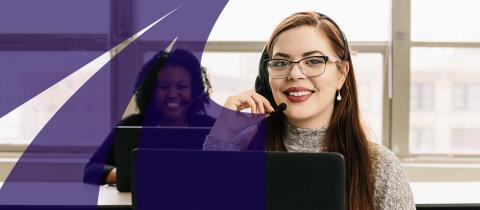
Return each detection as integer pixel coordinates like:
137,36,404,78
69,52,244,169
264,55,341,79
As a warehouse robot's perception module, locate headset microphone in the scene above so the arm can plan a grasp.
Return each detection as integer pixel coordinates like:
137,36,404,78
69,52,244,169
270,103,287,114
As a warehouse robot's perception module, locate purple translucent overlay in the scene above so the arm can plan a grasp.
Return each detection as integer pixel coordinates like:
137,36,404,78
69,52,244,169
0,1,272,209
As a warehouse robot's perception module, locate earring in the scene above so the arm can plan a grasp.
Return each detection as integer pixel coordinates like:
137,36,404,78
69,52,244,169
336,90,342,101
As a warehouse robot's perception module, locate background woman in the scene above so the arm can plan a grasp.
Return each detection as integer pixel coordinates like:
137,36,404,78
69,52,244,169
85,49,215,185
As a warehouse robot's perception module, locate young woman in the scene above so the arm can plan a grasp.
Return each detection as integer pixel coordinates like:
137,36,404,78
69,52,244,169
204,12,415,210
84,49,215,185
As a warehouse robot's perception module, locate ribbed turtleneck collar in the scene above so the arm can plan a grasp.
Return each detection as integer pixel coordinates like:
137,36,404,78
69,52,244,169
283,123,327,153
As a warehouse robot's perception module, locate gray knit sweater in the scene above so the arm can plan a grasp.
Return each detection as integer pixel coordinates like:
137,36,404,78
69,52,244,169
203,123,416,210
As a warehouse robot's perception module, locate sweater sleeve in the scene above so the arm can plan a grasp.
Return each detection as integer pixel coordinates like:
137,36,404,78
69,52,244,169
203,124,258,151
83,129,116,185
371,144,416,210
83,114,143,185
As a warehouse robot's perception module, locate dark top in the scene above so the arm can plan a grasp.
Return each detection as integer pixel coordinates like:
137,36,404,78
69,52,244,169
83,113,216,185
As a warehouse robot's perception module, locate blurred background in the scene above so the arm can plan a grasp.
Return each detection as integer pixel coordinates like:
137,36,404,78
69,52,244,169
0,0,479,182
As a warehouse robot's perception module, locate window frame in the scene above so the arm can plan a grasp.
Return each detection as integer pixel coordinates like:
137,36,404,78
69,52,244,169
0,0,118,151
392,0,480,160
1,0,480,163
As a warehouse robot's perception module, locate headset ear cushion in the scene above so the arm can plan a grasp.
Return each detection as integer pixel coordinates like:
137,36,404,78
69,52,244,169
255,76,262,94
256,49,270,94
255,49,278,107
255,50,268,95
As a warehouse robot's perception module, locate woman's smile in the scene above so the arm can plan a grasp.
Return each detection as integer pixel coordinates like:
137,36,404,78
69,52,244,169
283,86,316,103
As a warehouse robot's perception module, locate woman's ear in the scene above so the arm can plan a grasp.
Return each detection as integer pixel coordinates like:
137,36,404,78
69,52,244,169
336,62,350,89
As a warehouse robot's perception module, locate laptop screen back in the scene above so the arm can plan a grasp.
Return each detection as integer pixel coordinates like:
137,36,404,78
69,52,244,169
131,149,345,210
114,126,211,192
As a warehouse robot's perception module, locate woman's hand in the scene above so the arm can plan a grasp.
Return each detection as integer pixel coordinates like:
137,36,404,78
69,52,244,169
208,90,275,142
106,168,117,185
224,90,275,114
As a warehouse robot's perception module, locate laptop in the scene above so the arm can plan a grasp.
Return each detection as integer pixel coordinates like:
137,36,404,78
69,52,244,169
130,149,346,210
113,126,211,192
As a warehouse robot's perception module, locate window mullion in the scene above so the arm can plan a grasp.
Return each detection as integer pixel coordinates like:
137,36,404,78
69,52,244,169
391,0,412,158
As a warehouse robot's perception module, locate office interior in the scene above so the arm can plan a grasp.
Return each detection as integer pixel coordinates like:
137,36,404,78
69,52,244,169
0,0,479,209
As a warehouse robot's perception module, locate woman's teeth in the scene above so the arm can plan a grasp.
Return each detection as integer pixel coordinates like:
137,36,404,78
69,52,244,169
287,91,312,97
166,102,180,108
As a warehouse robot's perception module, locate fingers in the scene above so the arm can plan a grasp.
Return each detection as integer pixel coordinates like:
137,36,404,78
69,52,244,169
225,96,238,111
224,90,274,114
261,96,275,113
248,91,275,114
251,93,264,114
225,94,257,113
241,95,258,114
252,91,275,114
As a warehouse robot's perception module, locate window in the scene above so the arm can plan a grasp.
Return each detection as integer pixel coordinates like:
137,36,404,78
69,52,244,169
451,129,480,153
0,0,109,34
412,0,480,42
392,0,480,157
453,84,467,110
0,1,114,146
0,52,109,145
453,84,480,111
201,52,261,105
408,48,480,155
410,83,434,111
200,0,389,42
351,53,384,143
2,0,479,161
411,128,434,153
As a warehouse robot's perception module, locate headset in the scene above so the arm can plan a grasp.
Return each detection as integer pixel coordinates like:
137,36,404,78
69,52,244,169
254,12,351,109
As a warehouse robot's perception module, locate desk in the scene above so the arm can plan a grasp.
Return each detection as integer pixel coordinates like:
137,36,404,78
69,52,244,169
0,182,130,210
1,182,479,209
97,185,131,206
411,182,480,209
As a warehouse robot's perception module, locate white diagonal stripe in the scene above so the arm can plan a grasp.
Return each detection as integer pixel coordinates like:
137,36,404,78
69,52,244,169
0,6,180,175
120,37,178,119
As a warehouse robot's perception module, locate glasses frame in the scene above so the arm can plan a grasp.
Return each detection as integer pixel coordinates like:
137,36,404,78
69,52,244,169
264,55,342,79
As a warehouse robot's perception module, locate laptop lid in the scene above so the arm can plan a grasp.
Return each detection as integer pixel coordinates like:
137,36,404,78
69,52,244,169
114,126,211,192
130,149,345,210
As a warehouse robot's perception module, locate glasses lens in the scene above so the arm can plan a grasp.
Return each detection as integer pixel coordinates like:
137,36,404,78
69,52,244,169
300,56,326,76
267,59,291,78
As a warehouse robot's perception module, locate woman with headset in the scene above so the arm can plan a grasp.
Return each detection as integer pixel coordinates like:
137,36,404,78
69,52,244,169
204,12,415,210
84,49,215,185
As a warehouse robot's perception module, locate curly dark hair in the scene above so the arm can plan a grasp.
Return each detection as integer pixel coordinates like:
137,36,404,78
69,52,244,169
133,49,212,119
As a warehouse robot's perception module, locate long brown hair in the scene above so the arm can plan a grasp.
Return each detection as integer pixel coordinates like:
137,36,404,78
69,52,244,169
262,12,375,210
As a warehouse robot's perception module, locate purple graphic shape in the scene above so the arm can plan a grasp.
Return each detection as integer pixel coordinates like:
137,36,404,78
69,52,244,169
0,0,108,118
0,1,238,209
133,149,266,210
